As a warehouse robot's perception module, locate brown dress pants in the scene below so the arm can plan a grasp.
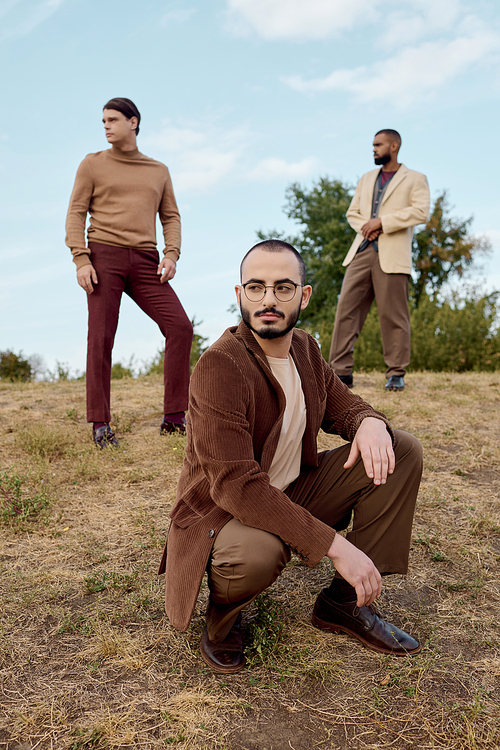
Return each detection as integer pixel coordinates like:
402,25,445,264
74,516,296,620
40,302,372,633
86,242,193,423
207,430,422,642
329,247,411,379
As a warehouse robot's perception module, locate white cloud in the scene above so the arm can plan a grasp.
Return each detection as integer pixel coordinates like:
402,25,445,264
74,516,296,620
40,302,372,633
0,0,65,42
378,0,462,48
173,148,240,192
145,121,248,192
161,8,196,25
283,29,499,106
224,0,378,41
145,120,319,190
246,157,318,181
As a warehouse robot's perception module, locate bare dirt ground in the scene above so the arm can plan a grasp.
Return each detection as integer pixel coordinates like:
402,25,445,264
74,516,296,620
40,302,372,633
0,371,499,749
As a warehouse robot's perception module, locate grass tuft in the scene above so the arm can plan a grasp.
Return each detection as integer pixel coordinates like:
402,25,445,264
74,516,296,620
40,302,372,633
0,468,51,527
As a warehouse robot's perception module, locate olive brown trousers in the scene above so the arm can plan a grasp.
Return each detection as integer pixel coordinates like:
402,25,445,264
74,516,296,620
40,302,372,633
329,247,411,379
206,430,422,643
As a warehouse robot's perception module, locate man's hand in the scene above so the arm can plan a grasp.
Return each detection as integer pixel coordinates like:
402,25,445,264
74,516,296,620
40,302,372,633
157,257,176,283
344,417,395,485
77,264,98,294
327,533,382,607
361,217,382,240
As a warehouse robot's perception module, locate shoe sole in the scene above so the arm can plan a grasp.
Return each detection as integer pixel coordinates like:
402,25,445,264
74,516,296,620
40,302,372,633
200,648,246,674
311,614,421,657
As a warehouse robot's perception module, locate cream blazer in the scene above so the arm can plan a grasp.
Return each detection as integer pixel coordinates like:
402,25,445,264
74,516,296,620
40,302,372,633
344,164,430,274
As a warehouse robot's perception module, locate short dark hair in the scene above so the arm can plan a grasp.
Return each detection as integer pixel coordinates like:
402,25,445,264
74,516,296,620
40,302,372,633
103,97,141,135
375,129,401,146
240,239,306,286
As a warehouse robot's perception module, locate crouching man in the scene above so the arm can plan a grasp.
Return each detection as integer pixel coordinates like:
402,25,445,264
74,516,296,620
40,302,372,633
159,239,423,673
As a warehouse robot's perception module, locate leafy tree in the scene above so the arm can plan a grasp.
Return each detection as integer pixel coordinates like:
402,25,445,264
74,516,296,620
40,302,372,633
0,351,32,382
257,177,355,330
258,178,492,347
412,192,491,306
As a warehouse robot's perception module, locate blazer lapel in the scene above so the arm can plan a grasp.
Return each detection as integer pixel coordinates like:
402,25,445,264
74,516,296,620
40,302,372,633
381,164,408,205
362,169,380,215
236,322,286,472
289,334,320,464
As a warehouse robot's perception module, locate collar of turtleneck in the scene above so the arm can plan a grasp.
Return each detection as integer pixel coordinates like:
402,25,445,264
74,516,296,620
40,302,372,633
109,146,140,160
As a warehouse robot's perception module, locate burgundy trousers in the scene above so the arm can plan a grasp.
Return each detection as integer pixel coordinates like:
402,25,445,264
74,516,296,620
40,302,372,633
86,242,193,423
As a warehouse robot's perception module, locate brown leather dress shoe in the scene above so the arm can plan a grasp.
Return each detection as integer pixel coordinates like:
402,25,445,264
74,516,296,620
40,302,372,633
200,614,245,673
312,588,420,657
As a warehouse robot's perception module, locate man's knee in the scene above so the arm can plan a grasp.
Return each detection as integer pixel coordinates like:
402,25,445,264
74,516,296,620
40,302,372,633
393,430,423,469
244,532,290,588
210,524,290,603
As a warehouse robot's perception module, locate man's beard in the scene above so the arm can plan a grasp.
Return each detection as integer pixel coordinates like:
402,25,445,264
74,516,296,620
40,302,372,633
374,153,391,165
240,302,301,340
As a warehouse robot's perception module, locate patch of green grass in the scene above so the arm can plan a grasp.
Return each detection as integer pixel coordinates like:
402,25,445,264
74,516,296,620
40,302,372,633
165,734,185,745
70,728,104,749
111,411,135,433
16,423,75,460
84,569,140,595
0,468,51,528
58,613,95,635
245,592,287,666
67,407,80,423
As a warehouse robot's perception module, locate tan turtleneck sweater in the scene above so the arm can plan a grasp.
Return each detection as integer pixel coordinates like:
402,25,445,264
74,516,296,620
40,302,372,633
65,147,181,269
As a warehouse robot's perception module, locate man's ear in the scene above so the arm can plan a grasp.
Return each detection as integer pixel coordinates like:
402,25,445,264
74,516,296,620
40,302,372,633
300,284,312,310
130,116,138,132
235,285,242,307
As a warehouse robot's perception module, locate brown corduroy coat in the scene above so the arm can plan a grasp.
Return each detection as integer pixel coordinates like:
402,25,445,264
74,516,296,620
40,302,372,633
159,322,391,631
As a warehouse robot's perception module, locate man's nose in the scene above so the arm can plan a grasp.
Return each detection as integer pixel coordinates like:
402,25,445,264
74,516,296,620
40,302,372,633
262,286,276,305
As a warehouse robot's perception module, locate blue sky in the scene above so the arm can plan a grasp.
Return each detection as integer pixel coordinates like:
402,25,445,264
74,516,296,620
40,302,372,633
1,0,499,376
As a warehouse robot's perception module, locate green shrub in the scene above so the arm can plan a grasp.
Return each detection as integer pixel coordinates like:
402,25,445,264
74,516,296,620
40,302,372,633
0,350,32,382
110,362,134,379
320,289,500,372
409,290,500,371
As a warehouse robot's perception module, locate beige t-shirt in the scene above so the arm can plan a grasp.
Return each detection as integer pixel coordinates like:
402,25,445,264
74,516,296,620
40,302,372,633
266,355,307,491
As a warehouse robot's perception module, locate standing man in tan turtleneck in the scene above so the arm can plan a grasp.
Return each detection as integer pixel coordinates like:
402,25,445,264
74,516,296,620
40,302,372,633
66,98,193,448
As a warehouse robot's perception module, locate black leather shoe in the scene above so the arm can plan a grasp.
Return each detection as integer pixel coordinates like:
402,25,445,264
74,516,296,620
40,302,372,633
92,424,119,449
312,588,420,657
385,376,405,391
200,614,246,673
338,374,353,388
160,417,186,435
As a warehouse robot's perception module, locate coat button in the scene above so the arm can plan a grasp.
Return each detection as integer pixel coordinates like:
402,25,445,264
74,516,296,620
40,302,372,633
208,529,215,538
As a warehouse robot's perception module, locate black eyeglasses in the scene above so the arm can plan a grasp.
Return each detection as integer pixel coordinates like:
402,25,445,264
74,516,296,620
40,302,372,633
242,282,301,303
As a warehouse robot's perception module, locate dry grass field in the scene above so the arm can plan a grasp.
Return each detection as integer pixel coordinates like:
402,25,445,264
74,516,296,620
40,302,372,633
0,371,499,749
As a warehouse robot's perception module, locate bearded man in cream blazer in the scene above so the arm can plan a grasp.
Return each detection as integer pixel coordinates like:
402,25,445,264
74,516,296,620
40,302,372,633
329,130,430,391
